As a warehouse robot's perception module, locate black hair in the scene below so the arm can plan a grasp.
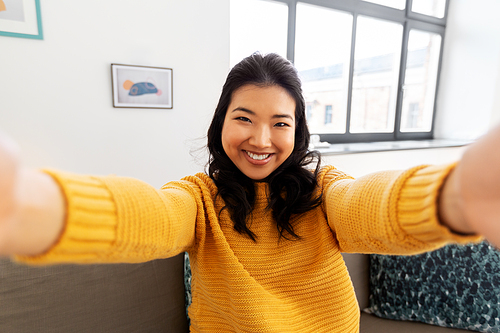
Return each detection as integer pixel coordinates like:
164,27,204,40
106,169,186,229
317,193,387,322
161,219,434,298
206,53,322,241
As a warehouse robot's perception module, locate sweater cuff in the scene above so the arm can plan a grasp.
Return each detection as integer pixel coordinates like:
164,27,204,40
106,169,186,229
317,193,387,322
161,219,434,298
14,169,118,265
397,163,482,248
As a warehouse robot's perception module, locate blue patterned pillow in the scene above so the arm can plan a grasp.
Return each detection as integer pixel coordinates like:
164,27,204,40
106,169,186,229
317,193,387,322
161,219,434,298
184,252,192,326
367,241,500,332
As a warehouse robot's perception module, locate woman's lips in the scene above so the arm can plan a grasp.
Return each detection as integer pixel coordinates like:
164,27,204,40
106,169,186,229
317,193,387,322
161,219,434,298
243,150,273,165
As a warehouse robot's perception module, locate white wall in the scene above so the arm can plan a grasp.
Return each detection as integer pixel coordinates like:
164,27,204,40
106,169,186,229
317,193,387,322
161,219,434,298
0,0,229,187
490,52,500,127
435,0,500,140
322,146,465,178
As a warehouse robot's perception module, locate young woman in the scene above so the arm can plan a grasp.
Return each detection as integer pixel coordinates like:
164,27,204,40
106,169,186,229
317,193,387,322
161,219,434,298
0,53,499,332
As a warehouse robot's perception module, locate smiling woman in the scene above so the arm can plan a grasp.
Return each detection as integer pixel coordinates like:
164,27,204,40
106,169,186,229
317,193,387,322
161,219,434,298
221,84,296,181
207,53,322,241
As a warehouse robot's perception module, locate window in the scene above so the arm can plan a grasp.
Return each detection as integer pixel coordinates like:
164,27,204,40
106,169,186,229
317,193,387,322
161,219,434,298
230,0,448,143
294,4,351,134
400,29,442,132
325,105,333,125
306,103,313,120
350,16,403,134
412,0,447,19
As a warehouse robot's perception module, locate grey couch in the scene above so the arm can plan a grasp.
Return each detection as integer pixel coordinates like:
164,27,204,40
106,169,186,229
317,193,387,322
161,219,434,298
0,253,468,332
0,255,189,333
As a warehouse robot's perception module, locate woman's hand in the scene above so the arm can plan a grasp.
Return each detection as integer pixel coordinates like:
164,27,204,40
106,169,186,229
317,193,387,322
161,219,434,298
0,133,21,254
440,124,500,247
0,133,65,257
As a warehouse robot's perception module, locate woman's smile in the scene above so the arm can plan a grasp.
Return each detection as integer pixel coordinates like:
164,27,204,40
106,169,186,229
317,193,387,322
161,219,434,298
244,150,273,164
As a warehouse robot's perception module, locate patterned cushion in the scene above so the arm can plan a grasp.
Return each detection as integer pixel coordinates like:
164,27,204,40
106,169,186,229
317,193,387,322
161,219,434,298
184,252,192,325
367,241,500,332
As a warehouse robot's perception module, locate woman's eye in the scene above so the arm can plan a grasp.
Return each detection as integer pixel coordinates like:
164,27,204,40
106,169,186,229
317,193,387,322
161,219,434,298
236,117,251,123
275,122,290,127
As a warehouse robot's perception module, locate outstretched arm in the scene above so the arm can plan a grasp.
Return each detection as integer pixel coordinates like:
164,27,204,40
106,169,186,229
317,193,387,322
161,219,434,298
0,132,198,264
439,123,500,247
0,134,65,256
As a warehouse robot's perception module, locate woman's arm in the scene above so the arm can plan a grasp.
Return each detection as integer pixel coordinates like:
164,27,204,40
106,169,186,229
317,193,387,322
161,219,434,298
0,134,65,256
439,124,500,247
1,133,198,264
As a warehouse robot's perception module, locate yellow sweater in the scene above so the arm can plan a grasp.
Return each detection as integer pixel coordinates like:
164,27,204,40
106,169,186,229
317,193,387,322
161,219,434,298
18,165,480,332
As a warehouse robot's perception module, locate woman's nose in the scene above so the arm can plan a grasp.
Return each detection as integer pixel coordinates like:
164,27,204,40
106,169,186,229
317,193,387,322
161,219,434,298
249,126,272,148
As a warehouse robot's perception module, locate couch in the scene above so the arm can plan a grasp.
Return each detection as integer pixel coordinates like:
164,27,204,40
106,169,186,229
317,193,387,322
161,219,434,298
0,252,471,333
0,255,189,333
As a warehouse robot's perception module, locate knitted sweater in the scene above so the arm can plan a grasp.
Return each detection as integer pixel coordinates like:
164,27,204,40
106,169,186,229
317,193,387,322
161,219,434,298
18,164,480,332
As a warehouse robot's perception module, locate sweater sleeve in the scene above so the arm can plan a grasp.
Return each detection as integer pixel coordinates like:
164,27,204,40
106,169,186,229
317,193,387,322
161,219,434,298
15,170,197,265
321,164,482,255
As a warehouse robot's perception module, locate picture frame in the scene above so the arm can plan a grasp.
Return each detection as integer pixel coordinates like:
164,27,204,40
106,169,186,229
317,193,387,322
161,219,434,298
0,0,43,40
111,64,173,109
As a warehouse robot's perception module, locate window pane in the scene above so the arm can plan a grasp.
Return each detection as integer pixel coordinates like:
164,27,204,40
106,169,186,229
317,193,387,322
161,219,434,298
230,0,288,68
350,16,403,133
411,0,446,19
295,3,353,134
362,0,405,10
400,30,442,132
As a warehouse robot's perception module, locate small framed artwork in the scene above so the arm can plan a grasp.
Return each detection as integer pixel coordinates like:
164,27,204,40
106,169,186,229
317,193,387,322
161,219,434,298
111,64,173,109
0,0,43,40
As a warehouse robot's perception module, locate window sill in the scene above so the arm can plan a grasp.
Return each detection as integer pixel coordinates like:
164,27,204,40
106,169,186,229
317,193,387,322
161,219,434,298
313,139,473,155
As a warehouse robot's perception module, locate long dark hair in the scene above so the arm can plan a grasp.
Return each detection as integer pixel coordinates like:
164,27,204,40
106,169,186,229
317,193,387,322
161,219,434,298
207,53,322,241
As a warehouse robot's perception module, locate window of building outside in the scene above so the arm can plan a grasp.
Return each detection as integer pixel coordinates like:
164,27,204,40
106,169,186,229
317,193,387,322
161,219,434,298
325,105,333,124
230,0,448,144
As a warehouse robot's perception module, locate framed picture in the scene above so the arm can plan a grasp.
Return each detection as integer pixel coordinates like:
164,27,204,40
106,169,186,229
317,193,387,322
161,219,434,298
111,64,173,109
0,0,43,40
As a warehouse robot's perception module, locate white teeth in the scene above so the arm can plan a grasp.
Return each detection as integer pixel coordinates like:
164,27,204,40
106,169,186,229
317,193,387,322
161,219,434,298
246,151,270,160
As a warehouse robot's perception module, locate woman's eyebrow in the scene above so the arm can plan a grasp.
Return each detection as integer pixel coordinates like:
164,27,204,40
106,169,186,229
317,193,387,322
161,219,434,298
231,107,255,114
231,107,294,120
272,114,294,121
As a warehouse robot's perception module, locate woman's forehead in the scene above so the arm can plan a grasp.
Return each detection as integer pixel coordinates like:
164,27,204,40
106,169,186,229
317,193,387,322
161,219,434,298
228,84,296,117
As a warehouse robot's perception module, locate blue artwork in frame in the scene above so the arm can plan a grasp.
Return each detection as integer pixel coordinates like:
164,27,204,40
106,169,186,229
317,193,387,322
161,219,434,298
111,64,173,109
0,0,43,40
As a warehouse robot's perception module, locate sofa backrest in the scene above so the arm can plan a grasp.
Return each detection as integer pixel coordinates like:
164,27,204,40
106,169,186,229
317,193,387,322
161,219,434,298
342,253,370,310
0,252,369,332
0,254,189,333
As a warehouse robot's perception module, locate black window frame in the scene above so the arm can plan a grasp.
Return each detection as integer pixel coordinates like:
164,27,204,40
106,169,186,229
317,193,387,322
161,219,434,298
265,0,449,143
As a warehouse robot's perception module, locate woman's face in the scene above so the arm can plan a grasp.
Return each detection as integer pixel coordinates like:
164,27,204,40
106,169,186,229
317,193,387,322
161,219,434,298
221,84,296,181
